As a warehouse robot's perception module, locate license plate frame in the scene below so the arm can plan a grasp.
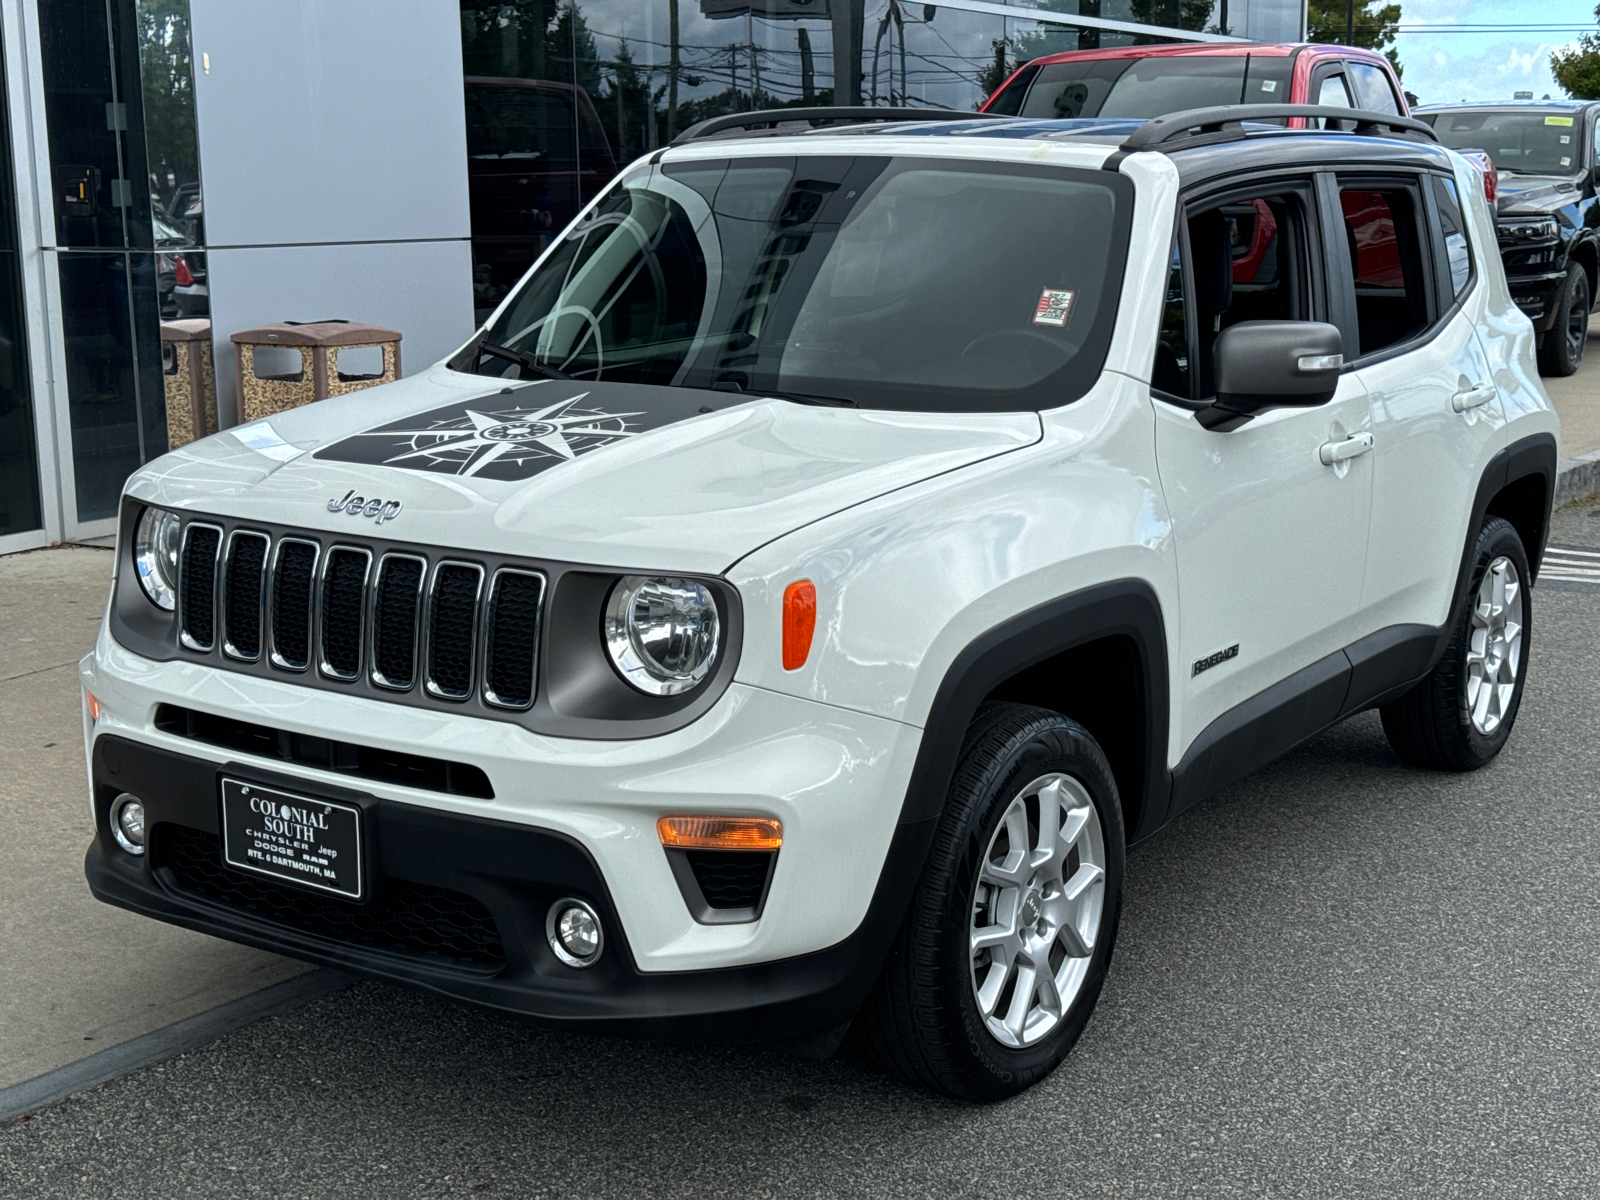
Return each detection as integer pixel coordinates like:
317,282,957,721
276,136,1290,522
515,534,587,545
219,777,367,901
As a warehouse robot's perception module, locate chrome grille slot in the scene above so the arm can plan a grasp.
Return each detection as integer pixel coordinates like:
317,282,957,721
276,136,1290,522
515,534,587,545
319,547,372,681
425,562,484,701
178,523,222,652
370,553,426,691
269,539,320,671
482,568,545,711
222,531,269,662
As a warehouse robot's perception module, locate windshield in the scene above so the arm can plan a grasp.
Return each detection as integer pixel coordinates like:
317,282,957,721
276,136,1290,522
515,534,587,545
1422,111,1584,176
460,155,1132,412
1003,54,1292,120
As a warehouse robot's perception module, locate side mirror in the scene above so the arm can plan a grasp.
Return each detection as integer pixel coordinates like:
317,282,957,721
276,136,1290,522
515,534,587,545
1196,320,1344,432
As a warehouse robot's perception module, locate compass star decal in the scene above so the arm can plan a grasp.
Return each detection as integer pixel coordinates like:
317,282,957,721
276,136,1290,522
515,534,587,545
316,391,646,482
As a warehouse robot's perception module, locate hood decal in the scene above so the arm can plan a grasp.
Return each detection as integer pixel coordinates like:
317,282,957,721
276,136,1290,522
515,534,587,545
314,386,656,482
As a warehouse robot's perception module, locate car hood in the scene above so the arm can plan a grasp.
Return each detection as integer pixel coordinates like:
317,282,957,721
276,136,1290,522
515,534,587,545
1496,173,1582,215
125,365,1043,574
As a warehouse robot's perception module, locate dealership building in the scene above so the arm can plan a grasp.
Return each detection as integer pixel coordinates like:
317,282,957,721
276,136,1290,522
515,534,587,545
0,0,1306,552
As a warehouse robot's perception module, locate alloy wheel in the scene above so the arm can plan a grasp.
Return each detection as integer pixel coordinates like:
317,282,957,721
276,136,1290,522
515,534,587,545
1568,274,1590,364
968,772,1106,1048
1465,554,1523,735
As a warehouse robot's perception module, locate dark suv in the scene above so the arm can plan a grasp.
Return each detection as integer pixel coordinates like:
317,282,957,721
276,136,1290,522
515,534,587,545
1419,101,1600,375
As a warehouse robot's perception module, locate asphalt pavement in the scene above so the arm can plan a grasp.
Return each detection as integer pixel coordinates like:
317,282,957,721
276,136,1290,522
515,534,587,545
1,498,1596,1198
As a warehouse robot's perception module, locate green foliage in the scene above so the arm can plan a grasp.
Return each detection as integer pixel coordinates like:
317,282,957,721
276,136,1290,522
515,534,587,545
1306,1,1404,78
1552,6,1600,99
135,0,201,224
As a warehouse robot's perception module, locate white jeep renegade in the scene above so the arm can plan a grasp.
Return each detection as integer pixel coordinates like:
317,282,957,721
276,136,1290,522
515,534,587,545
83,105,1560,1100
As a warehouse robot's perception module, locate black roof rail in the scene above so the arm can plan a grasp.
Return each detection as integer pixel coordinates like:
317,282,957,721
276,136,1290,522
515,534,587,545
1119,104,1438,153
672,106,1008,146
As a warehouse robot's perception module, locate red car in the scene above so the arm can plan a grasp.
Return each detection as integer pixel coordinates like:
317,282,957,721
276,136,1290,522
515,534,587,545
981,42,1408,123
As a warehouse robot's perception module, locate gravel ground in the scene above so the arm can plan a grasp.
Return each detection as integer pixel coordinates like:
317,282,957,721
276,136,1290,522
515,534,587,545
3,503,1597,1199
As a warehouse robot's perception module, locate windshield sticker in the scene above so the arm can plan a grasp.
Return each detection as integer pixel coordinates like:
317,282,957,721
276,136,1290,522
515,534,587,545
1562,156,1573,168
1259,79,1277,93
1033,288,1076,327
1561,134,1572,144
315,391,646,481
1546,116,1574,126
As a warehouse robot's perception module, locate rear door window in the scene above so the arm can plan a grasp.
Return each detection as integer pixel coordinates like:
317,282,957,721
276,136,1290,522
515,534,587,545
1337,180,1433,356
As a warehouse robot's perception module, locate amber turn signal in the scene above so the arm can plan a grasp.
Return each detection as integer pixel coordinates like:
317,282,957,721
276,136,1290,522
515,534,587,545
657,815,783,851
782,579,817,671
85,691,101,722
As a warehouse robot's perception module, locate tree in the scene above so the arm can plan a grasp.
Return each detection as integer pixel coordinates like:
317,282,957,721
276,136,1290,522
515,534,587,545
1306,1,1404,78
1552,6,1600,99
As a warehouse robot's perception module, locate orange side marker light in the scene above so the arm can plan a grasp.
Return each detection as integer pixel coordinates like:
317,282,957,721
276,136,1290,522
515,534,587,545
85,691,102,722
657,815,783,851
782,580,816,671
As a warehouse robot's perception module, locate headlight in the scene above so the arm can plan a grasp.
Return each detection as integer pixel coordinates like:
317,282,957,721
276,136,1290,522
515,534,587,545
604,576,720,696
1499,217,1558,242
133,507,181,611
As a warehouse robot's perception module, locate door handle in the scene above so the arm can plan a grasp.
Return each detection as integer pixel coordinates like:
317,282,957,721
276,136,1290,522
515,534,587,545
1452,384,1496,412
1318,431,1374,466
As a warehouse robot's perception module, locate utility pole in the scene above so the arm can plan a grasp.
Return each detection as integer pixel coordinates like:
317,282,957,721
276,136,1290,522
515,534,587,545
667,0,679,141
799,27,814,101
1346,0,1356,45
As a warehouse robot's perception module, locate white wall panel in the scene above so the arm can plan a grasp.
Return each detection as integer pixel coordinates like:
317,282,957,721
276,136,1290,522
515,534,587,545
206,239,474,425
188,0,470,247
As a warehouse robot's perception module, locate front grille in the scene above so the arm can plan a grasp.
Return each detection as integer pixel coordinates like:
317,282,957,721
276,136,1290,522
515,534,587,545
222,532,268,661
153,704,495,798
483,569,544,710
158,517,550,713
319,547,371,680
426,563,483,700
687,850,774,910
157,825,505,967
371,554,425,690
270,540,318,670
179,524,221,651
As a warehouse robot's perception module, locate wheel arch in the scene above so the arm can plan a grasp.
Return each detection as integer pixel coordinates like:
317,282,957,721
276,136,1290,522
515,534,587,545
897,579,1171,847
1570,235,1599,306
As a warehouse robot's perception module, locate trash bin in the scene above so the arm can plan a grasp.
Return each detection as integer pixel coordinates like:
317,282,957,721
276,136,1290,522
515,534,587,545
230,320,402,422
161,318,218,450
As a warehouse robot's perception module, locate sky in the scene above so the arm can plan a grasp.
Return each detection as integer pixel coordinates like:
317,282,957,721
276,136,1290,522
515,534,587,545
1394,0,1598,104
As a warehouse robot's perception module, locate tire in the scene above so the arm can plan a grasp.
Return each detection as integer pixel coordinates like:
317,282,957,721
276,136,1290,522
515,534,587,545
858,703,1125,1101
1537,265,1590,377
1380,517,1532,771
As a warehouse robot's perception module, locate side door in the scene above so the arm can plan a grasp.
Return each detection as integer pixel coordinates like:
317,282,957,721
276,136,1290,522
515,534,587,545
1342,169,1508,673
1152,176,1375,776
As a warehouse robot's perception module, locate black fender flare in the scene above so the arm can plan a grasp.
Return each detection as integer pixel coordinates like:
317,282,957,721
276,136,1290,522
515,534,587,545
894,578,1171,836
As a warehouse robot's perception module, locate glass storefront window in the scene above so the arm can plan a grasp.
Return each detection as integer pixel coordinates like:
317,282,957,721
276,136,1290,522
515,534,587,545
39,0,208,526
0,26,43,538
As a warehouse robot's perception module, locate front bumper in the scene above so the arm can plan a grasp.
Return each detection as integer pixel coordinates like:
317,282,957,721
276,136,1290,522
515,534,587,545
86,734,935,1041
1501,264,1566,330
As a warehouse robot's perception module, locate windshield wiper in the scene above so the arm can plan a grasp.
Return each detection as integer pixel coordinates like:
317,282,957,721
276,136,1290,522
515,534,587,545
756,388,858,408
477,340,572,381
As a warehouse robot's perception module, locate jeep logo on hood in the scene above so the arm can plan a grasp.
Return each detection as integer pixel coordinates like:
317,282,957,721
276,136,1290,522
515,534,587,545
328,491,402,524
315,387,654,482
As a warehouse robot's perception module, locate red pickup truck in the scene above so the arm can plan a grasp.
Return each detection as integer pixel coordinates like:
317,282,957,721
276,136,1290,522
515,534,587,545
980,42,1409,122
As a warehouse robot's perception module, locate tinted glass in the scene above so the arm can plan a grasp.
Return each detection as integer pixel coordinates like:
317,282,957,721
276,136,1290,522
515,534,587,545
1315,73,1354,108
1426,111,1582,176
468,157,1132,412
1339,185,1430,356
1432,176,1472,298
58,251,167,520
1020,56,1249,119
0,31,42,537
1347,62,1399,115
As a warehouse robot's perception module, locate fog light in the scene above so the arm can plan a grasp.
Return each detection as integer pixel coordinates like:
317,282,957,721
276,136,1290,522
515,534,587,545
546,898,603,968
111,793,146,856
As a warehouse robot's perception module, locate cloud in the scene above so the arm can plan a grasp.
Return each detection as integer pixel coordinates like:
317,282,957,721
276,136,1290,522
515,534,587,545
1401,38,1567,103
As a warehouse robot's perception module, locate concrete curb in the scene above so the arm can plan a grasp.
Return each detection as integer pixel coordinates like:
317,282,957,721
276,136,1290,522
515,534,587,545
1556,447,1600,507
0,969,354,1125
